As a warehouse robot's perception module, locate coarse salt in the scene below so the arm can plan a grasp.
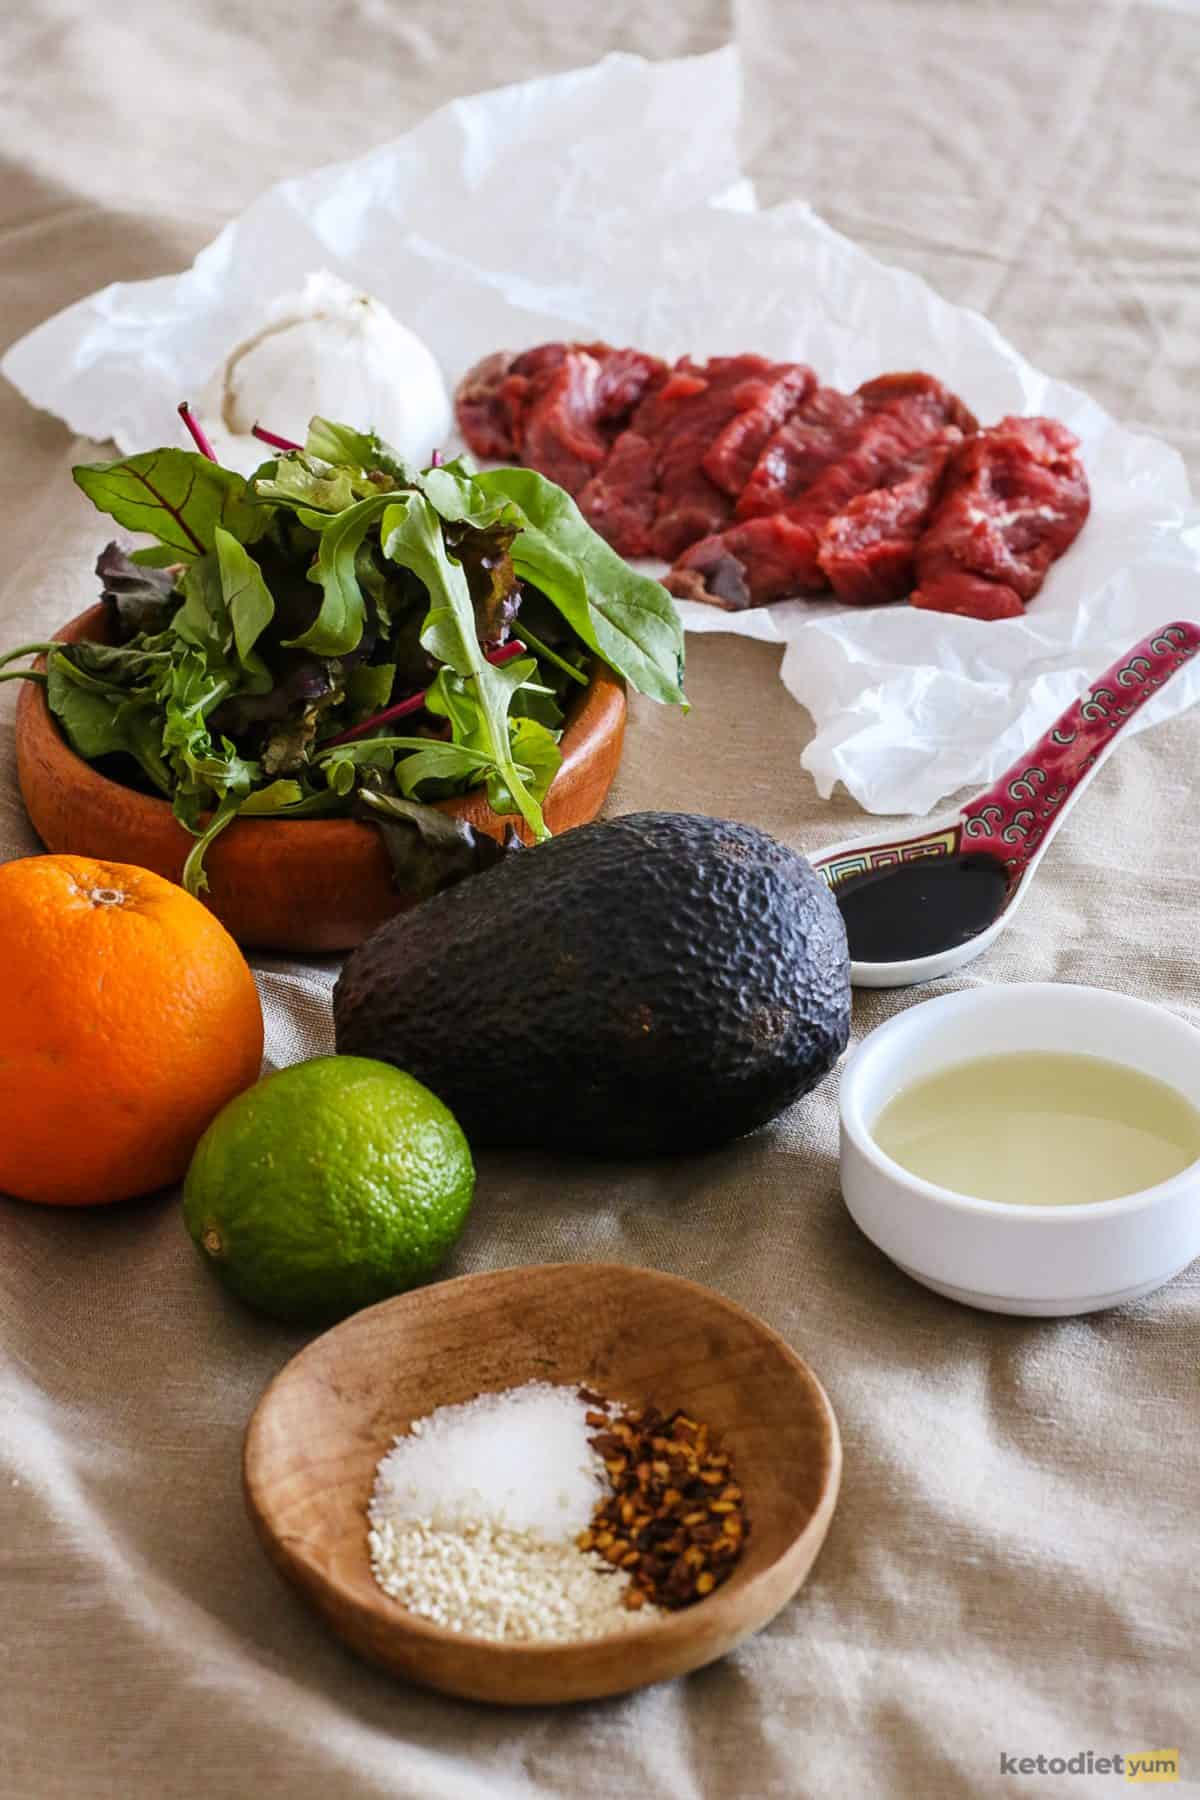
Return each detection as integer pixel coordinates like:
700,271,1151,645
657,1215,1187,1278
369,1381,607,1540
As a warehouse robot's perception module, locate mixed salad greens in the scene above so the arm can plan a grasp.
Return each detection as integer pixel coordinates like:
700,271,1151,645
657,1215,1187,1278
0,415,686,895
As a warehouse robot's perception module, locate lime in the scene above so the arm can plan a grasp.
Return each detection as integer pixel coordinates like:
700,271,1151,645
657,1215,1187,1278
183,1055,474,1325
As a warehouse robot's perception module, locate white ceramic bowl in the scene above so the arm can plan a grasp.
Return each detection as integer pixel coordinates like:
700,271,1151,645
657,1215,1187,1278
839,983,1200,1316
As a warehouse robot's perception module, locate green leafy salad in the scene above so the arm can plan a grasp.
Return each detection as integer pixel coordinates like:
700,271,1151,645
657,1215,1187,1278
0,417,686,894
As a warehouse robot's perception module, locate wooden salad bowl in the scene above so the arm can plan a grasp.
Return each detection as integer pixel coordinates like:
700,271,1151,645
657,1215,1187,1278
14,605,626,953
243,1262,841,1706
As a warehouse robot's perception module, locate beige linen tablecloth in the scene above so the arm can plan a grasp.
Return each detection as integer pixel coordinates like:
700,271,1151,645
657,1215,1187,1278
2,5,1198,1796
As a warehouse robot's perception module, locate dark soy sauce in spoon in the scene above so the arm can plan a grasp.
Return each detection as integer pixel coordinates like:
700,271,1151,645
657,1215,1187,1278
833,854,1010,964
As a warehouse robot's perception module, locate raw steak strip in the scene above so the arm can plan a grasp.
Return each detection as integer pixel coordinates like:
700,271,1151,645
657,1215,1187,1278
518,350,614,493
734,384,867,519
455,349,530,459
454,342,666,493
816,434,962,605
639,361,737,560
578,354,814,559
700,361,815,496
648,458,732,561
663,513,815,609
575,429,658,557
667,373,977,608
644,356,812,559
910,417,1091,620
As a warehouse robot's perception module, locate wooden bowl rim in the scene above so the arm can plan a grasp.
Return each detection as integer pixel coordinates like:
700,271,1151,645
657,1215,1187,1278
243,1261,843,1667
21,604,625,845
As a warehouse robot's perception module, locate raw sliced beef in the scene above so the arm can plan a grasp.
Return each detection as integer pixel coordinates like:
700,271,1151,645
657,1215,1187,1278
783,374,973,555
816,434,962,605
667,373,976,608
578,354,813,558
592,346,672,423
637,361,737,559
734,384,867,519
574,428,659,557
454,342,666,493
662,513,816,609
700,361,815,496
732,374,974,522
518,351,615,493
910,417,1091,619
455,349,531,459
457,343,1091,623
648,461,731,561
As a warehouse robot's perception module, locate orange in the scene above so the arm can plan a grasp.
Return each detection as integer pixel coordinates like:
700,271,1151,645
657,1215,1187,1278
0,855,263,1206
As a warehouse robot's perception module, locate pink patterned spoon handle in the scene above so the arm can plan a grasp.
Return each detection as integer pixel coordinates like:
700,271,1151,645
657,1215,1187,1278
960,620,1200,874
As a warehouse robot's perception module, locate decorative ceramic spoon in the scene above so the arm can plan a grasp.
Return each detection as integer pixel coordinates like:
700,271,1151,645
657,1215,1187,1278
813,620,1200,988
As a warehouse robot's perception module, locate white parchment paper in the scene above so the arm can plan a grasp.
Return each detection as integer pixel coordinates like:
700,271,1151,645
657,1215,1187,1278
5,45,1198,815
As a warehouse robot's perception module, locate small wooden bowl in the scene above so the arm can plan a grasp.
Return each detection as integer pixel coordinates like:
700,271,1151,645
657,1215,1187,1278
243,1262,841,1706
15,606,626,953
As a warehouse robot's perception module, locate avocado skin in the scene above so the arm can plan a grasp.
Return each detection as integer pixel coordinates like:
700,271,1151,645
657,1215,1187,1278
333,811,850,1158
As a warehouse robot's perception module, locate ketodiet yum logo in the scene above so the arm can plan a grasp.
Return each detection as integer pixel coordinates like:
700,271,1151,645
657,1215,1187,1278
999,1749,1179,1782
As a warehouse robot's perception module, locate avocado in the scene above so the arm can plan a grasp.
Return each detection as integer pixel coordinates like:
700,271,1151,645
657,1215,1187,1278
333,810,850,1157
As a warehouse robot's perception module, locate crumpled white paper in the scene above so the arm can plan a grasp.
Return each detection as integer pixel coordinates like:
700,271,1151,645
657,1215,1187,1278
5,45,1199,815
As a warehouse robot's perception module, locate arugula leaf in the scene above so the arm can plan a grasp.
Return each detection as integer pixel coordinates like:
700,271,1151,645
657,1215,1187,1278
315,732,479,765
173,549,273,693
381,494,547,839
423,657,551,758
507,617,588,688
254,454,377,515
213,528,274,665
285,493,393,656
239,778,303,812
171,722,261,893
495,716,561,811
306,417,410,481
238,779,344,818
180,791,244,895
419,464,514,529
474,467,686,707
509,681,565,730
172,553,229,659
395,742,498,797
179,742,259,794
73,449,270,560
159,649,235,768
396,665,559,806
423,665,489,745
314,727,501,800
